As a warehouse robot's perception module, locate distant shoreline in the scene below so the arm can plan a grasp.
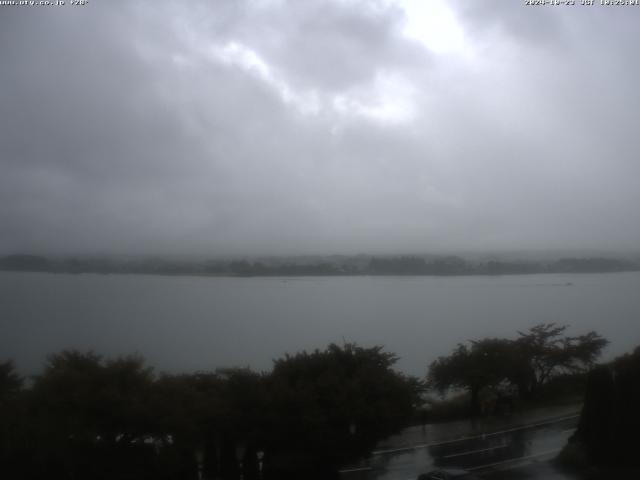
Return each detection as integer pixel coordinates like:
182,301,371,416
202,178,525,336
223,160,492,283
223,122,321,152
2,253,639,278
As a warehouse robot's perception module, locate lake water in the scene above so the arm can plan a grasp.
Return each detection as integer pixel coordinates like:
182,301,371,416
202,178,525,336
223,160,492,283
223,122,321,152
2,271,639,376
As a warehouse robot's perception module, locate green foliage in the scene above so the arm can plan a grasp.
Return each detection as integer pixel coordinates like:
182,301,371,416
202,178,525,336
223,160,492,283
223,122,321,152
570,346,640,468
0,360,22,403
0,344,421,479
515,323,608,397
427,324,608,415
428,339,515,393
0,360,25,474
266,343,422,466
428,338,516,415
31,351,155,445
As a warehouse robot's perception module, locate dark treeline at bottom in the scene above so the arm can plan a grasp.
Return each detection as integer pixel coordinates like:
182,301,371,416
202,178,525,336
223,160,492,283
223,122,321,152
559,346,640,471
1,253,639,277
1,329,637,479
0,343,421,480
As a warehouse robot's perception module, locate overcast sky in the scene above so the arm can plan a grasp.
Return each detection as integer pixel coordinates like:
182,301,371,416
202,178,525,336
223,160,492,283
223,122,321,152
2,0,640,256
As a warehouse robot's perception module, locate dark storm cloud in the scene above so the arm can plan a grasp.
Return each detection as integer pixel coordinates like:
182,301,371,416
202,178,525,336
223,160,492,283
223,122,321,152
450,0,570,44
1,0,640,255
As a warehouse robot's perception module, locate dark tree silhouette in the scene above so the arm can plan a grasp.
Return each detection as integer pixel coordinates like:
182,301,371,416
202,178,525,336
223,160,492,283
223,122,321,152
28,351,157,479
570,345,640,467
0,360,22,403
428,325,608,414
265,343,423,476
428,338,515,416
515,323,608,398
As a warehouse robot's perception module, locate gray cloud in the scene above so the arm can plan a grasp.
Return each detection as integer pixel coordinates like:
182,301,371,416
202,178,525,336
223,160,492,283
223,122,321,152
1,0,640,255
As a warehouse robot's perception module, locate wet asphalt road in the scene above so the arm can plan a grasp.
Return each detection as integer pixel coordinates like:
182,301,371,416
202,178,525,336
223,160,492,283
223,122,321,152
340,406,581,480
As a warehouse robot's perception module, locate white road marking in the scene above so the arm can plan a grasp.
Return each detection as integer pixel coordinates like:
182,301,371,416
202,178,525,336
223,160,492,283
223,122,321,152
370,413,579,456
468,447,561,471
341,449,562,477
442,443,509,459
338,466,373,473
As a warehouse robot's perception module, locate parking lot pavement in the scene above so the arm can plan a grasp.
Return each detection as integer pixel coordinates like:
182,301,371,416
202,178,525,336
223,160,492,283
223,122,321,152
481,461,583,480
340,406,582,480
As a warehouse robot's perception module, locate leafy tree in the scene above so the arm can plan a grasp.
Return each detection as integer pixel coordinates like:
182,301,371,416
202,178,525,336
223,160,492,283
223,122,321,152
428,339,515,416
570,345,640,467
0,360,22,404
28,350,157,479
428,324,609,414
515,323,608,398
148,372,230,480
265,343,422,474
32,351,155,444
0,361,24,476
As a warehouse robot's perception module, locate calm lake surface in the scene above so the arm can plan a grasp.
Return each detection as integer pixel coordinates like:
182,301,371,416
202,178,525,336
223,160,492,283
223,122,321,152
2,271,640,376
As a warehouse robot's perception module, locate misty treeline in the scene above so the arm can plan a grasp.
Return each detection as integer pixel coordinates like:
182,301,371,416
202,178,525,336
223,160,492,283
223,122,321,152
427,324,609,417
0,343,421,480
1,253,639,277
